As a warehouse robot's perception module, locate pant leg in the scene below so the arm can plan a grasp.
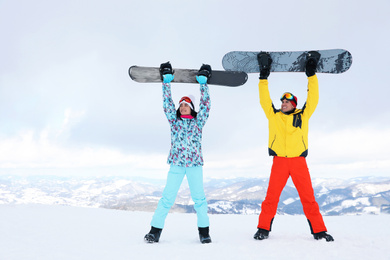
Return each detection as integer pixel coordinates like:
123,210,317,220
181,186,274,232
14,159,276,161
151,165,185,229
258,157,290,231
289,157,327,233
186,166,210,228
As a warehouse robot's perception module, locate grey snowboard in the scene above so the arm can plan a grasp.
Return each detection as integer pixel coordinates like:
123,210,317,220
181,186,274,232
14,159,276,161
222,49,352,74
129,66,248,87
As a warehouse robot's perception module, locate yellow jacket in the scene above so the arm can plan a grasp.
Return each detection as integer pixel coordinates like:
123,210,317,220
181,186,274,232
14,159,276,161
259,75,319,157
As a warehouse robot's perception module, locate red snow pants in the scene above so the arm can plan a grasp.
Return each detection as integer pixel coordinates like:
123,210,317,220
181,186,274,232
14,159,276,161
257,156,327,234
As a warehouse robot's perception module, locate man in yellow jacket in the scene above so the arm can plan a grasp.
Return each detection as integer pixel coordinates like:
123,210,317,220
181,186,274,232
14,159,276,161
254,51,334,242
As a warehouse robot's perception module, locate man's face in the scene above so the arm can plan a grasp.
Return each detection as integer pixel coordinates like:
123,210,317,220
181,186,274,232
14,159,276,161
281,99,295,113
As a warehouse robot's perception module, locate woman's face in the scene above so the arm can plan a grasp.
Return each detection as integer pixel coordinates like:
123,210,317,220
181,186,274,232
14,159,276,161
180,102,191,115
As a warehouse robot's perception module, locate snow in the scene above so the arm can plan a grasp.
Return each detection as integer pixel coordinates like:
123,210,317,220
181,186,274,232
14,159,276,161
244,186,262,193
352,183,390,197
363,207,380,214
282,198,295,205
1,205,389,260
341,197,371,207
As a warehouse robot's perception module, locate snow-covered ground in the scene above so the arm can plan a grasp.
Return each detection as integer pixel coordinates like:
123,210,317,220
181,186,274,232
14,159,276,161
1,205,389,260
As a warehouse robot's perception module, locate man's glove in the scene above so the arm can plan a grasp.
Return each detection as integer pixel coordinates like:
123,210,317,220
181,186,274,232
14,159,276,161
159,62,174,80
305,51,321,77
257,52,272,80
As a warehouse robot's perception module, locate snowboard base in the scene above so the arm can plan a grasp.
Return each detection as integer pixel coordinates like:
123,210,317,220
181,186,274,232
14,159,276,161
129,66,248,87
222,49,352,74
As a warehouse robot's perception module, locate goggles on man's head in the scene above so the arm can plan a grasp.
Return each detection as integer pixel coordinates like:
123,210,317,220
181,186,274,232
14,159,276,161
280,92,294,101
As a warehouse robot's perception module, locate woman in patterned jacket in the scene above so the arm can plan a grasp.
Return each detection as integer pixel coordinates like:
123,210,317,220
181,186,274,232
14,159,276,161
144,62,212,244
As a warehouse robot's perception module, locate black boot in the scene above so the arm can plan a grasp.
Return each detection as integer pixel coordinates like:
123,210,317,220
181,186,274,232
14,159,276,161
198,227,212,244
313,231,334,242
144,226,162,243
254,228,269,240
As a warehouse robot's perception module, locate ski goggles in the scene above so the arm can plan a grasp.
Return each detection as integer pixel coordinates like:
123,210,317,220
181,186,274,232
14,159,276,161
280,92,295,101
179,96,194,110
179,96,192,103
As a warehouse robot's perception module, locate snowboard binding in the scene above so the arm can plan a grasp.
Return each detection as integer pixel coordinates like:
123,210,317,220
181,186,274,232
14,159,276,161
197,64,212,79
159,61,174,80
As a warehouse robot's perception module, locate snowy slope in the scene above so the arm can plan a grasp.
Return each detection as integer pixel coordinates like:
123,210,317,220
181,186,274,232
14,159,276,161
1,205,389,260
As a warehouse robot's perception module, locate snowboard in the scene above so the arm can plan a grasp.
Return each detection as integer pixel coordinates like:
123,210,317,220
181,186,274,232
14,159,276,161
222,49,352,74
129,66,248,87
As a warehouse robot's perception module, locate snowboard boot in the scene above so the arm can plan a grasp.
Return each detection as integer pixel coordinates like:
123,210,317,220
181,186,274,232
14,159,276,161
198,227,212,244
144,226,162,243
313,231,334,242
253,228,269,240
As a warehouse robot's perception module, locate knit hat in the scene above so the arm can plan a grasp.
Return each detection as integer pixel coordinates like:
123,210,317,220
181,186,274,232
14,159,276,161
179,95,195,111
280,92,297,108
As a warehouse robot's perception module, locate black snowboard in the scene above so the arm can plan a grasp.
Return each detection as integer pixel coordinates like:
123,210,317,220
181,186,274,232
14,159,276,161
222,49,352,74
129,66,248,87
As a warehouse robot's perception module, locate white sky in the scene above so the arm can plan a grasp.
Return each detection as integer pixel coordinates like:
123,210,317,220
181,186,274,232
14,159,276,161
0,0,389,179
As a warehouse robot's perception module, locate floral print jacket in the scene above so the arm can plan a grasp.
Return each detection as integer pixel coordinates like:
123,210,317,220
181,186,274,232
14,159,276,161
162,82,210,167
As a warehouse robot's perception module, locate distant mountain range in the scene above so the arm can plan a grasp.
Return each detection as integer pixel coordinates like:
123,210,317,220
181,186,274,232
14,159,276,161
1,175,390,215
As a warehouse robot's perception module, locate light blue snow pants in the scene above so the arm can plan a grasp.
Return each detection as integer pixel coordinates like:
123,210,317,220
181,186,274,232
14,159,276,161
151,165,209,229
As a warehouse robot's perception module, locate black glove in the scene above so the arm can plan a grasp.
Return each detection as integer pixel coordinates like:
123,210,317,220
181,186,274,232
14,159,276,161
159,61,173,80
305,51,321,77
197,64,212,78
257,52,272,79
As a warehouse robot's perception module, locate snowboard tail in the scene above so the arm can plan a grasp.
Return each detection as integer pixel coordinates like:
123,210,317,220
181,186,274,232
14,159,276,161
129,66,248,87
222,49,352,74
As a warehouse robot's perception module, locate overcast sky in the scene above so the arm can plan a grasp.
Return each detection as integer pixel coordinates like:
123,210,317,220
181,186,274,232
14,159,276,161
0,0,389,180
